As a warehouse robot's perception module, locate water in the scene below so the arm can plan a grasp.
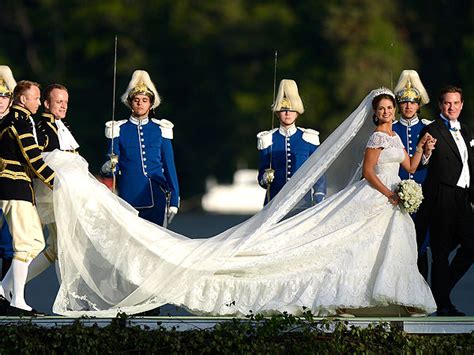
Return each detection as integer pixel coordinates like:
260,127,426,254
26,212,473,316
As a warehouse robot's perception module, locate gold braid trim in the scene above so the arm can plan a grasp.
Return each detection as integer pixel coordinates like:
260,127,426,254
29,155,42,163
0,159,21,172
44,172,55,184
36,163,47,174
0,170,31,181
11,105,31,116
18,133,34,139
29,184,35,205
46,121,58,134
0,126,11,139
23,144,39,152
1,159,22,166
11,125,54,187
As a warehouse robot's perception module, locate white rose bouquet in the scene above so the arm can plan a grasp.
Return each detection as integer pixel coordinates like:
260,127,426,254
397,179,423,213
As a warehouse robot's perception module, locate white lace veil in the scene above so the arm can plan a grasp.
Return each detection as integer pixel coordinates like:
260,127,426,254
41,89,379,317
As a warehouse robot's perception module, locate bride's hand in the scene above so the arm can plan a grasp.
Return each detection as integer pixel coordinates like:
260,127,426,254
418,133,433,146
388,193,399,206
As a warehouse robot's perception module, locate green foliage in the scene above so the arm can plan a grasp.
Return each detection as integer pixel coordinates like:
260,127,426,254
0,312,473,353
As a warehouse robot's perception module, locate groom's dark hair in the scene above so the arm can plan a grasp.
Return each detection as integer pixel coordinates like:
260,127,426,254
438,86,463,103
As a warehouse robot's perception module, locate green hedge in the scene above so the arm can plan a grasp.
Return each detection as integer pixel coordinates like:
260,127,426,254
0,311,472,354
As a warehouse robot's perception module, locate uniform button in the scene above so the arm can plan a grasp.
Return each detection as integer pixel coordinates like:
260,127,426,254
143,151,146,155
288,159,291,162
409,140,412,143
143,158,147,161
144,165,147,168
287,153,291,156
288,165,292,169
408,134,411,137
139,126,143,130
141,138,144,142
409,154,413,157
142,145,145,148
409,147,412,150
140,132,144,136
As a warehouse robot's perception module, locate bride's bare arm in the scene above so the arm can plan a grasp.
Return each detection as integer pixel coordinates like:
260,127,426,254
362,147,398,204
400,133,435,173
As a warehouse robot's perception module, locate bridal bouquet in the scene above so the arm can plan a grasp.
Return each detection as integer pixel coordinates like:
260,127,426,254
397,179,423,213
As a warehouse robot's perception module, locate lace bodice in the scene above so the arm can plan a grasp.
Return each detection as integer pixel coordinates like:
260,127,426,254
366,132,405,183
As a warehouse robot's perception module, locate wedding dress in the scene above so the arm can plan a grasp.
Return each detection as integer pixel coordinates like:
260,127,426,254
36,90,436,317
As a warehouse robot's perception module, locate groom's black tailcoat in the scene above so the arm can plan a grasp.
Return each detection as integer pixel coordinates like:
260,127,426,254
416,117,474,310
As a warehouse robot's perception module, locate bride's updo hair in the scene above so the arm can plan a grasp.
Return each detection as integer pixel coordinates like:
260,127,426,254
371,87,396,125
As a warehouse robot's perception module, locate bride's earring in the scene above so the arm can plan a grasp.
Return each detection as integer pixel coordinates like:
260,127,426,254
372,114,379,125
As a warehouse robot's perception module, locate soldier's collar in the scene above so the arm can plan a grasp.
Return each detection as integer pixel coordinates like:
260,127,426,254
11,104,31,116
398,116,419,127
279,124,297,137
41,112,56,122
129,116,149,125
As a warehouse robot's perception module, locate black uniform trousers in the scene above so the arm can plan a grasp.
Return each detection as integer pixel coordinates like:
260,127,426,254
417,184,474,309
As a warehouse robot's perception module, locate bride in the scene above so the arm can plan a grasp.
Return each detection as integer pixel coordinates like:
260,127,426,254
32,87,436,317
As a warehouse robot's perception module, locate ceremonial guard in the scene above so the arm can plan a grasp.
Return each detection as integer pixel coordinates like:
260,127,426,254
257,79,326,205
393,70,431,279
393,70,431,180
0,66,15,279
0,80,55,315
101,70,180,227
26,83,80,284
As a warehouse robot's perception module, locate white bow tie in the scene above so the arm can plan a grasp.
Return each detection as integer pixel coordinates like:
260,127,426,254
450,120,461,131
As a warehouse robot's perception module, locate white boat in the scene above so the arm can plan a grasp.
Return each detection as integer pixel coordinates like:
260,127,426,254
201,169,265,214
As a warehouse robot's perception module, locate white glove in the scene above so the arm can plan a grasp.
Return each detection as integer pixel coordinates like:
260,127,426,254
167,206,178,224
100,160,116,174
263,168,275,185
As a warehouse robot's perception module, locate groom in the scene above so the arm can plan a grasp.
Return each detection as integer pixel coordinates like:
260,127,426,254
416,86,474,316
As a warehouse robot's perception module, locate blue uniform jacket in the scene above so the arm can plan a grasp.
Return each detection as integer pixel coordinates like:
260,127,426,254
0,211,13,259
392,116,431,183
257,126,326,205
104,117,179,209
